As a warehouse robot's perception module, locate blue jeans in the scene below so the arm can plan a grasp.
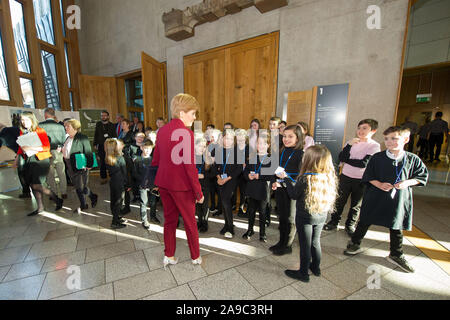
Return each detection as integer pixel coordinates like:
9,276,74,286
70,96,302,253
297,222,324,275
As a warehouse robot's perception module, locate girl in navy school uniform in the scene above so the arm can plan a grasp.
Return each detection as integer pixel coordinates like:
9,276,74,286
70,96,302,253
195,136,212,232
271,125,304,256
213,129,243,239
242,134,274,242
281,145,338,283
105,138,130,229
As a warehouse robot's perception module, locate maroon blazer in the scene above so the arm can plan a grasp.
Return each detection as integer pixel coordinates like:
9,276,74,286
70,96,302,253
151,118,203,201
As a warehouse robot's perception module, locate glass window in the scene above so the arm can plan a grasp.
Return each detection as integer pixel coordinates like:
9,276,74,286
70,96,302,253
125,78,144,108
69,91,74,111
20,78,35,108
33,0,55,45
0,33,10,101
9,0,31,73
64,43,71,88
41,50,61,110
59,0,66,37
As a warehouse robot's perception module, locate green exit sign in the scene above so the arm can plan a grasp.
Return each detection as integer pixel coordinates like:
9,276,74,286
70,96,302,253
416,94,432,103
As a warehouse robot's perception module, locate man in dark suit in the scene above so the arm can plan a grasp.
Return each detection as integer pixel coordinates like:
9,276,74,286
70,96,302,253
116,113,124,139
39,108,68,199
93,110,117,184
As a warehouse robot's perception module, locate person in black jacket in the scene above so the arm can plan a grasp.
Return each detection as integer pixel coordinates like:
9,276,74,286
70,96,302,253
62,119,98,214
39,108,68,199
93,110,117,184
282,145,338,283
119,119,135,214
133,139,158,229
271,125,304,256
105,138,129,229
243,134,274,242
233,129,249,217
0,125,30,198
213,130,243,239
195,136,212,233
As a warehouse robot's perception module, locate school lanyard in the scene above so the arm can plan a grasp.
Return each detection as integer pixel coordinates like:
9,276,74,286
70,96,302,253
223,150,231,174
280,149,296,169
304,173,319,176
198,159,204,174
394,160,405,184
255,155,267,174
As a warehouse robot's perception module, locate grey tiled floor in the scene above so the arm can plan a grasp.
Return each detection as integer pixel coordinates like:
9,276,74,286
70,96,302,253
0,175,449,300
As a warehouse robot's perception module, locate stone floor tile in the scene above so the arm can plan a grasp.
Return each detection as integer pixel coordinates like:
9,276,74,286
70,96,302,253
0,266,11,282
322,259,373,294
6,232,48,249
188,268,261,300
143,283,197,300
169,260,207,285
74,224,101,236
38,260,105,300
236,256,296,296
76,231,117,251
24,221,60,236
43,228,77,242
3,258,45,282
290,276,349,300
0,274,46,300
25,237,78,262
346,287,403,300
113,269,178,300
0,225,28,241
53,283,114,300
200,249,250,275
257,285,307,300
0,238,11,250
0,245,31,267
105,251,149,283
85,240,136,263
143,245,166,271
41,250,86,273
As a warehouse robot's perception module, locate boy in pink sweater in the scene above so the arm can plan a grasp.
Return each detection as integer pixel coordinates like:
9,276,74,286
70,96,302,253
324,119,380,235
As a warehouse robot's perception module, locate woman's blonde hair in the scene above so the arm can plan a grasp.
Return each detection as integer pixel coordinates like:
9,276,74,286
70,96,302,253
299,145,338,215
20,112,39,132
66,119,81,132
170,93,200,119
105,138,123,166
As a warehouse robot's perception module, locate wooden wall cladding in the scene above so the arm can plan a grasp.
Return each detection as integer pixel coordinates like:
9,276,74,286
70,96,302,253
184,32,279,130
286,90,313,129
399,67,450,109
78,75,119,117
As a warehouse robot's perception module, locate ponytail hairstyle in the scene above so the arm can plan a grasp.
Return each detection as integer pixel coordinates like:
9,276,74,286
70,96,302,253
105,138,123,166
281,125,304,152
299,145,338,215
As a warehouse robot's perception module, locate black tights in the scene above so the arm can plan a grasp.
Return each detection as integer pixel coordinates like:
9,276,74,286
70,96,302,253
31,184,56,212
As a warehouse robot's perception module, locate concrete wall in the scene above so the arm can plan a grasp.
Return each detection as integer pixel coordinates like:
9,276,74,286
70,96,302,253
405,0,450,68
76,0,410,143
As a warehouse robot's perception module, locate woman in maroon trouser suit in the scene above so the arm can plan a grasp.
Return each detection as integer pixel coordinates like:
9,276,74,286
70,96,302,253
151,94,204,268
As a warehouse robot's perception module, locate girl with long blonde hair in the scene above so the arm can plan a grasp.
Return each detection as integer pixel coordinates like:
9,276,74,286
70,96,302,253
281,145,338,283
105,138,129,229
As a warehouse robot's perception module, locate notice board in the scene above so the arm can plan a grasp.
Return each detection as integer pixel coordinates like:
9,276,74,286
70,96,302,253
313,83,349,165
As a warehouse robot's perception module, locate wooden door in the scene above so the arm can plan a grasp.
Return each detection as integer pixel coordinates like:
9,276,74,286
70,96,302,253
184,32,279,131
225,34,279,129
141,52,167,128
184,50,226,131
78,74,119,117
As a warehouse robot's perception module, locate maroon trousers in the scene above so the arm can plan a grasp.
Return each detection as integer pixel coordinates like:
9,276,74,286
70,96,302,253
159,187,200,260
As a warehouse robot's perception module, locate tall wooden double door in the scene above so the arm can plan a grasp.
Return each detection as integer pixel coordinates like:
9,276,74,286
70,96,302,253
184,32,280,131
78,52,167,127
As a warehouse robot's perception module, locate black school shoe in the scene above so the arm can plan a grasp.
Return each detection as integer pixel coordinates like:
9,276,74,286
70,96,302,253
27,209,43,217
273,246,292,256
323,222,338,231
55,197,64,211
269,242,281,252
90,194,98,208
242,230,254,239
285,270,310,283
259,235,267,243
309,266,321,277
111,221,127,229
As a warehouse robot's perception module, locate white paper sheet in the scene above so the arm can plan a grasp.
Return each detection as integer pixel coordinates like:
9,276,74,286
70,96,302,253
16,132,42,157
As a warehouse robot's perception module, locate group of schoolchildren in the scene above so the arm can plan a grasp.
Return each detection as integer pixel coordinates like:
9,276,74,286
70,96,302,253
104,116,429,283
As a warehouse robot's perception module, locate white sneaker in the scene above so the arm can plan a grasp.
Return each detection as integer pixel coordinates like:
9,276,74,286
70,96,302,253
224,232,233,239
192,256,202,265
163,256,178,270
